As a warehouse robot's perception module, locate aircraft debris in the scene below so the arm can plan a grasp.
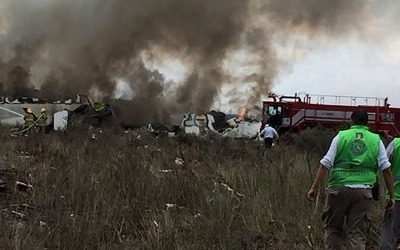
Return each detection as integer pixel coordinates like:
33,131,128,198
15,181,33,192
179,109,261,139
159,169,174,173
11,210,26,219
175,158,184,166
166,203,177,209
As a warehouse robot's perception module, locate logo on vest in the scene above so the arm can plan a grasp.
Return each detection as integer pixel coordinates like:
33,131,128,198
349,139,366,156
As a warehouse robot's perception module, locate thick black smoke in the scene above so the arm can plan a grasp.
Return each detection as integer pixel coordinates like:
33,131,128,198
0,0,390,124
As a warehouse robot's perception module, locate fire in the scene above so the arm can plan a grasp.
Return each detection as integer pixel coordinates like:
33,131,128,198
237,107,246,121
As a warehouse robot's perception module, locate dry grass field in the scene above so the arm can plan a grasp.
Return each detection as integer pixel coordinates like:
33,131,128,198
0,126,390,249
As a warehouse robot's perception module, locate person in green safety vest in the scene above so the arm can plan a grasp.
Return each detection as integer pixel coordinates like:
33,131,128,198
307,109,395,250
380,137,400,250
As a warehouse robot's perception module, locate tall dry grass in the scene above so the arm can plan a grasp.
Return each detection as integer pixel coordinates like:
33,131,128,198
0,126,389,249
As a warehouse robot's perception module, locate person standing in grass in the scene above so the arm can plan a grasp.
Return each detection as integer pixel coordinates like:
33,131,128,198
380,137,400,250
260,124,279,149
307,109,395,250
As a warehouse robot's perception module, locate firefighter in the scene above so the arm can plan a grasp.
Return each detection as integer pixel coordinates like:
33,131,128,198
93,102,106,127
93,102,105,112
307,109,395,249
380,137,400,250
23,108,35,135
37,108,48,134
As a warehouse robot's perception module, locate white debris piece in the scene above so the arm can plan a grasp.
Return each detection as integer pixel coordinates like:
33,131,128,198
159,169,174,173
54,110,69,131
146,124,155,133
39,221,47,233
15,181,33,191
220,182,244,197
222,121,262,139
166,203,177,209
226,118,239,128
183,126,201,135
179,111,262,139
11,211,26,218
180,113,217,135
220,183,234,192
175,158,184,165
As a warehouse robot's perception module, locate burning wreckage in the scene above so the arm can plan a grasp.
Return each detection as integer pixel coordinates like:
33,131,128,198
174,110,262,139
0,94,261,139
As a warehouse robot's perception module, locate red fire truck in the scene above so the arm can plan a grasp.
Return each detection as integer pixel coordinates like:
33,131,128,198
262,93,400,137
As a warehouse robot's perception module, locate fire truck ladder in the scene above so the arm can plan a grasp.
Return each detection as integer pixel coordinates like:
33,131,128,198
299,93,388,107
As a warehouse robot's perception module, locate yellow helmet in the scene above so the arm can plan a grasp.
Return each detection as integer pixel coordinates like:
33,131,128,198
27,108,33,113
41,108,46,113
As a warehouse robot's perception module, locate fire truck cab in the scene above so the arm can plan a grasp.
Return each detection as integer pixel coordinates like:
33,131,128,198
262,92,400,137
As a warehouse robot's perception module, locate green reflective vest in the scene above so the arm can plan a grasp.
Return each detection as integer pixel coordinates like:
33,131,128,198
327,125,380,188
390,138,400,200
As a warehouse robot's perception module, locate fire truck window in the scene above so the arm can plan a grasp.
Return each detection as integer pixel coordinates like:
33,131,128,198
381,113,395,122
263,106,268,115
267,106,282,116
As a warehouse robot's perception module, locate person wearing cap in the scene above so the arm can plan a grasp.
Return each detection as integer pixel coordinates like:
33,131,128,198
260,123,279,149
380,137,400,250
37,108,48,134
307,109,395,249
23,108,35,135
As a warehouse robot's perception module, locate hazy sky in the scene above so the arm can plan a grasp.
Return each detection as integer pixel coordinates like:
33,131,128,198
148,38,400,112
274,40,400,107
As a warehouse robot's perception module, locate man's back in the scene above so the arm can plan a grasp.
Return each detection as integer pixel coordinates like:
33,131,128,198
261,126,278,139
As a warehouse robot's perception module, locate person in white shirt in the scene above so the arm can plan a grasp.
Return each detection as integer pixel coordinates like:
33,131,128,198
307,109,395,249
260,124,279,149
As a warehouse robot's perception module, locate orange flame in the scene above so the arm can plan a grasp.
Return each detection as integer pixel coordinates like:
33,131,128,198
237,107,246,121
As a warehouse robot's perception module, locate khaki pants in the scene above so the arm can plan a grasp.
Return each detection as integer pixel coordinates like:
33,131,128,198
323,186,373,250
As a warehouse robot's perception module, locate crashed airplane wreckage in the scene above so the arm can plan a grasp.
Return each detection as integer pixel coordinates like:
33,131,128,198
0,95,113,131
177,110,262,139
0,95,261,139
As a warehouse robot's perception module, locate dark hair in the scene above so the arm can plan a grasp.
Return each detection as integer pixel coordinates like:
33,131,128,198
351,109,368,125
